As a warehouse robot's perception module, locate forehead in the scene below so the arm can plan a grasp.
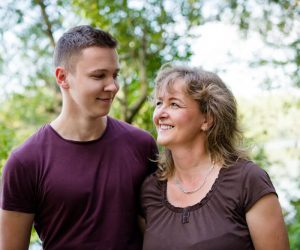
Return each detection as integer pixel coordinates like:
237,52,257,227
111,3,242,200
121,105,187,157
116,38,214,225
74,47,119,72
156,78,187,97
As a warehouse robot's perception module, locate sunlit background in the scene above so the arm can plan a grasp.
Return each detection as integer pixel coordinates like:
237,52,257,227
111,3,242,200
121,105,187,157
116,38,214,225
0,0,299,248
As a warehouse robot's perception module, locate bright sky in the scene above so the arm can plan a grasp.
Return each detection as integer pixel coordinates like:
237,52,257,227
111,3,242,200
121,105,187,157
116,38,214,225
189,22,299,98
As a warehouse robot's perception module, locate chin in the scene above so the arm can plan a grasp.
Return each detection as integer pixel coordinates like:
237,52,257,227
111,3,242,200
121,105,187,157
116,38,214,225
157,138,170,147
96,108,111,116
89,111,109,119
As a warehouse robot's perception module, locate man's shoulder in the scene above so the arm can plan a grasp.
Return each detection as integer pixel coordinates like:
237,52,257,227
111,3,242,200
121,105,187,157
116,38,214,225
3,124,51,171
108,116,154,140
12,124,51,157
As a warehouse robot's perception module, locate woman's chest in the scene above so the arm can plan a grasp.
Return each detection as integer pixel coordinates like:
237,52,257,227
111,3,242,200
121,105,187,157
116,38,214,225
144,198,253,250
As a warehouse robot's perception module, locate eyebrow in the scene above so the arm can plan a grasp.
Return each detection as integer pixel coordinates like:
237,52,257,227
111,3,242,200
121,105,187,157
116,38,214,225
157,96,184,103
88,69,120,74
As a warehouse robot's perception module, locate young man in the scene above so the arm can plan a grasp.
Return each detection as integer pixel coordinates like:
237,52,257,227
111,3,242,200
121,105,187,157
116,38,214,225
0,25,157,250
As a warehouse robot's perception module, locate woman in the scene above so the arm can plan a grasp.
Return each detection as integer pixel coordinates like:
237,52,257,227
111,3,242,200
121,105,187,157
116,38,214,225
140,65,289,250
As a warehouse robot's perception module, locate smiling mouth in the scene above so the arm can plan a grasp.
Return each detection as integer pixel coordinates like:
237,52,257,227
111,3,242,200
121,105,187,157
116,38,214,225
96,97,112,103
159,124,174,130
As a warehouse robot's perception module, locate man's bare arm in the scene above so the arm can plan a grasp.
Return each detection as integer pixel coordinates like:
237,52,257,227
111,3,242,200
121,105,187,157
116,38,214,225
0,209,34,250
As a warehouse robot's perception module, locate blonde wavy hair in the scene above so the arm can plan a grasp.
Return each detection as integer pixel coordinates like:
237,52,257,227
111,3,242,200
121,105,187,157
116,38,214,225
154,64,248,180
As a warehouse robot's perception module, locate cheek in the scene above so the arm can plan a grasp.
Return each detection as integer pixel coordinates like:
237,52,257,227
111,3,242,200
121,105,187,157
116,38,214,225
152,109,159,125
114,81,120,91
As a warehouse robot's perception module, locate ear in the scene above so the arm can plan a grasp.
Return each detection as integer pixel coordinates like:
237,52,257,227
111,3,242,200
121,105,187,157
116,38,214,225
55,67,69,89
201,114,213,132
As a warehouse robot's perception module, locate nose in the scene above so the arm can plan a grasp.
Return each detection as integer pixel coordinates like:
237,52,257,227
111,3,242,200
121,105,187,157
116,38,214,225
104,78,119,93
153,105,168,124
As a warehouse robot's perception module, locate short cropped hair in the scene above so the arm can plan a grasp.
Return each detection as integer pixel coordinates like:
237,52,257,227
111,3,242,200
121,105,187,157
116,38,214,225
154,64,248,180
53,25,117,71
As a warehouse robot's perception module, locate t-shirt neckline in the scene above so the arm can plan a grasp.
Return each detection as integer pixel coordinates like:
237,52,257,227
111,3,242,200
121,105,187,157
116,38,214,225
47,117,111,144
161,167,225,213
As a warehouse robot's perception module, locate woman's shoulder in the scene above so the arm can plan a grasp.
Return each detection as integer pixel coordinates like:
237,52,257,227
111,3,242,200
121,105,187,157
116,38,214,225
221,159,274,193
233,159,270,179
232,159,276,211
142,172,162,191
227,159,266,176
141,172,165,204
140,173,165,217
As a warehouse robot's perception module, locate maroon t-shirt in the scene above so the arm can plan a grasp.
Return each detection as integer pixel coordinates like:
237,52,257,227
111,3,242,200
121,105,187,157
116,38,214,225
1,117,157,250
141,160,277,250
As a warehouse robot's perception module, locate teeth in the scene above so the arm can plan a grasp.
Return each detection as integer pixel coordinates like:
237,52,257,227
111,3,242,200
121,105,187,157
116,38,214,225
160,125,174,130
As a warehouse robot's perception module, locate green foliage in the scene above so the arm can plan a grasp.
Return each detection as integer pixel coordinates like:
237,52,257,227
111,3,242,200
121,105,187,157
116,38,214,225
2,88,58,126
0,0,80,96
249,142,272,170
0,123,16,172
30,227,42,246
0,86,59,171
217,0,300,88
288,200,300,250
239,93,300,144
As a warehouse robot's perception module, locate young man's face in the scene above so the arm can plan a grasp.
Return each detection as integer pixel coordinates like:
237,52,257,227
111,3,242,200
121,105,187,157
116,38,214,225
65,46,120,119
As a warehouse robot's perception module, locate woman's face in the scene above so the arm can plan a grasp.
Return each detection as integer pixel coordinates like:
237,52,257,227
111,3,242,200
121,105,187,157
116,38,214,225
153,78,208,149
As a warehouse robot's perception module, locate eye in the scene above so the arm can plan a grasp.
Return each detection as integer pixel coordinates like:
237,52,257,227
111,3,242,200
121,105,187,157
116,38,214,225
113,72,119,80
92,74,105,80
155,101,162,107
171,102,180,108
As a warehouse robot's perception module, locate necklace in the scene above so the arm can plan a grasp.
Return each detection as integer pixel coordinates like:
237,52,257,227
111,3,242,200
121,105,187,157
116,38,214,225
174,162,215,195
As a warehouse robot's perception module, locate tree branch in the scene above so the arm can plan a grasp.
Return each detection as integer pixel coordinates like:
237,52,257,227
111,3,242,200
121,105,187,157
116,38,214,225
35,0,56,48
126,30,148,123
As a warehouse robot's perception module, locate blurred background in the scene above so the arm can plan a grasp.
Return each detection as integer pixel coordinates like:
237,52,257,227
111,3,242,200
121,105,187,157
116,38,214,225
0,0,299,248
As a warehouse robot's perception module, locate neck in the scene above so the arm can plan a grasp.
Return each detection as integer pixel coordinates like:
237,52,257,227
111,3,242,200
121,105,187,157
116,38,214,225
171,146,211,180
50,113,107,141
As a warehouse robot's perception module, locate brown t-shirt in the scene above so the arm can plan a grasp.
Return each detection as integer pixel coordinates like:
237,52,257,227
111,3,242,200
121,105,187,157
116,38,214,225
141,159,277,250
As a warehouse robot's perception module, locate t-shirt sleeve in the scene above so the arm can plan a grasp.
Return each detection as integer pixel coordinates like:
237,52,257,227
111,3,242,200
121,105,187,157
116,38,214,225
147,137,158,175
241,161,277,212
138,137,158,217
140,174,155,219
0,152,36,213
